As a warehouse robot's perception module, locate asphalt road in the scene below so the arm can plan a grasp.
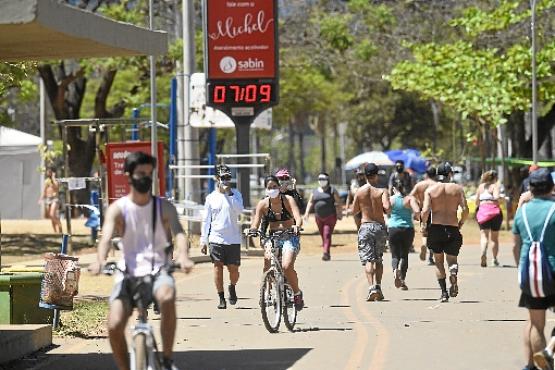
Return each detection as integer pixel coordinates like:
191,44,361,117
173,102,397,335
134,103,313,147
8,243,539,370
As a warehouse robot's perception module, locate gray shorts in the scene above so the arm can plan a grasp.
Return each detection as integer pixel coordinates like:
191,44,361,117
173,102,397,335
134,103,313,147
358,222,387,265
109,271,175,308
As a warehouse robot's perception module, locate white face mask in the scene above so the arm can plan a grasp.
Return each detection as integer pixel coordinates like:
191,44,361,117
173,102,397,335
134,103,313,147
318,180,329,187
266,188,280,198
219,179,231,189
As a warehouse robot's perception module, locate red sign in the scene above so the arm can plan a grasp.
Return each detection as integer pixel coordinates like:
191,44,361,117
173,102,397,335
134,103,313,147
105,142,166,203
206,0,277,79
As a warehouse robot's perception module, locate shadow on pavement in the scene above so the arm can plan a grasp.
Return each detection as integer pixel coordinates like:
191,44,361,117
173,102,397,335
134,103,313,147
4,348,313,370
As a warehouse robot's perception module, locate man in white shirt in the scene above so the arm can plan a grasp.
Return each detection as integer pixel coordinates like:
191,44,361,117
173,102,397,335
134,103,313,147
201,164,245,309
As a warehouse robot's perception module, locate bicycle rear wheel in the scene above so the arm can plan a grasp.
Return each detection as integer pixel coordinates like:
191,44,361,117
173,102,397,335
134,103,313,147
260,270,282,333
132,333,147,370
283,284,297,332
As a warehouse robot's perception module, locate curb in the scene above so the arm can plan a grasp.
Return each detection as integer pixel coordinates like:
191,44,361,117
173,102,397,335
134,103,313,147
0,324,52,364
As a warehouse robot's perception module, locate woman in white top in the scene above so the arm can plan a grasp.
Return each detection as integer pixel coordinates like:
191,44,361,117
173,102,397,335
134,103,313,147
475,170,503,267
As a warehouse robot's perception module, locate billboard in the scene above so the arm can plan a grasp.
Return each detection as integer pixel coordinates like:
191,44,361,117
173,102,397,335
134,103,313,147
105,142,165,202
205,0,277,79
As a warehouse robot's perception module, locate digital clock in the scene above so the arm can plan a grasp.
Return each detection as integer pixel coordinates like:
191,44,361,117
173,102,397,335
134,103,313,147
207,82,277,106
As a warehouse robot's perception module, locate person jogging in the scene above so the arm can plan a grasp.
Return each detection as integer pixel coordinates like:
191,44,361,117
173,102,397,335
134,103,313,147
475,170,503,267
421,162,469,303
351,163,391,301
409,166,438,265
200,164,245,309
388,179,420,290
91,151,194,370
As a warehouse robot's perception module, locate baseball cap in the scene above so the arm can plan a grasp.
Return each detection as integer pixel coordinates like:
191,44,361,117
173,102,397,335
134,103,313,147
216,164,232,178
365,163,379,176
426,166,437,178
437,162,453,176
529,168,554,186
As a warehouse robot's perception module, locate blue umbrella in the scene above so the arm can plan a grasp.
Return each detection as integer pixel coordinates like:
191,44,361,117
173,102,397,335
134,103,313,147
385,149,428,173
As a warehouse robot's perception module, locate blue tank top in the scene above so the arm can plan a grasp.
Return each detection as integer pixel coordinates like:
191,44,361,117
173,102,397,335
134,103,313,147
388,195,413,229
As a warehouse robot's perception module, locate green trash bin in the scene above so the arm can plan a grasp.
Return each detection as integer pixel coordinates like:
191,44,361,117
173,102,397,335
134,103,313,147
0,272,53,324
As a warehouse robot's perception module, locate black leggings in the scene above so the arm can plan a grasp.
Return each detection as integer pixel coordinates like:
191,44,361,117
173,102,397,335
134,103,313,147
389,227,415,280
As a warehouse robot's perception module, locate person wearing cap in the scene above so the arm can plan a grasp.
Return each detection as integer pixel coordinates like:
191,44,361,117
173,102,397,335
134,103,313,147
351,163,391,301
200,164,245,309
275,168,306,214
475,170,503,267
511,168,555,370
389,160,415,197
304,172,343,261
409,165,438,265
421,162,469,303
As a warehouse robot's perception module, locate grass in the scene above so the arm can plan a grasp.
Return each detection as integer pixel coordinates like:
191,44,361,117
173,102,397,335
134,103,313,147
56,298,109,338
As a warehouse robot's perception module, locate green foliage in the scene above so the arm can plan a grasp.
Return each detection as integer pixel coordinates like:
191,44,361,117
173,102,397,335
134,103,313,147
0,62,36,98
56,299,109,338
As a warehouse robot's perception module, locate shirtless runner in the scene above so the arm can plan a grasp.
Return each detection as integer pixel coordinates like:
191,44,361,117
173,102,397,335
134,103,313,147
409,166,437,265
351,163,391,301
421,162,469,303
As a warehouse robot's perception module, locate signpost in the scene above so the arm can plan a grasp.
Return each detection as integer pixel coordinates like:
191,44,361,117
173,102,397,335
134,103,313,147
204,0,279,205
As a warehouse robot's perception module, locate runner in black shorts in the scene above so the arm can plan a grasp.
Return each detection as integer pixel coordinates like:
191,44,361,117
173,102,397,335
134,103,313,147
421,162,469,303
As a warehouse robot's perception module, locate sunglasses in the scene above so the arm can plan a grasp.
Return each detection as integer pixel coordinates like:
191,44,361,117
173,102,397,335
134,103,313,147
220,175,232,181
277,176,290,181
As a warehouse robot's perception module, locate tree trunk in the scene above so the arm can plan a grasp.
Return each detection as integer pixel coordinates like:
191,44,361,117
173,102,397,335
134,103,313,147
430,100,440,154
287,119,295,173
318,116,326,173
298,132,306,184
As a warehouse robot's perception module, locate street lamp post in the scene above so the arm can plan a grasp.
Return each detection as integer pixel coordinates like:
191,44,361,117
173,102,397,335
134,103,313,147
531,0,538,164
149,0,159,194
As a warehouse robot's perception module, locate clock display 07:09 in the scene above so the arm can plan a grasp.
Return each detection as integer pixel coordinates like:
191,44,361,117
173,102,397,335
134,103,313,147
211,84,273,104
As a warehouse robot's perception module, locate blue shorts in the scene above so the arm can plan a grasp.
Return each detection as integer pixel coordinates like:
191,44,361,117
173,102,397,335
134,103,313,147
273,234,301,255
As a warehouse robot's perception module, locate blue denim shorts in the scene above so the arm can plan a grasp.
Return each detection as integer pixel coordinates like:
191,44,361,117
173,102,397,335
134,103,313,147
273,234,301,255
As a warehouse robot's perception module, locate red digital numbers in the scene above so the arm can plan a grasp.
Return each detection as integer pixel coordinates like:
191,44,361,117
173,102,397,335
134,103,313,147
212,84,272,104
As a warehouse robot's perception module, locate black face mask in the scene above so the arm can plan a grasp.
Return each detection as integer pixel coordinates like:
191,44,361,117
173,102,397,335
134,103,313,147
131,176,153,194
396,166,404,173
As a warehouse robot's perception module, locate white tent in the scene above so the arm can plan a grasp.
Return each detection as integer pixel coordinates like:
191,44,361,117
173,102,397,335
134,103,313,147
0,126,42,219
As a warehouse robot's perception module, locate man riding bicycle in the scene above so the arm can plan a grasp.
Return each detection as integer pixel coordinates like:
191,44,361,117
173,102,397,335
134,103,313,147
249,175,304,310
91,151,194,370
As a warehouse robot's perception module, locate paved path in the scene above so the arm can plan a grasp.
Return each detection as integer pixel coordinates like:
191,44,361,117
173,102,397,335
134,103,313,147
6,242,539,370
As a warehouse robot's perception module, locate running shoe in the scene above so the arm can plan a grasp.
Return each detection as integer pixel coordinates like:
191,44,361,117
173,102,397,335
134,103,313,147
376,285,385,301
218,296,227,309
294,291,304,311
419,245,427,261
162,358,180,370
322,253,331,261
400,281,408,290
481,254,487,268
367,286,380,301
492,258,500,267
440,291,449,303
394,269,402,288
534,349,554,370
228,284,237,305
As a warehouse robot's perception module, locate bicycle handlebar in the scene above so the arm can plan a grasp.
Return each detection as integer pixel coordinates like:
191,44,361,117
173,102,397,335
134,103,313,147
245,228,303,239
102,261,182,276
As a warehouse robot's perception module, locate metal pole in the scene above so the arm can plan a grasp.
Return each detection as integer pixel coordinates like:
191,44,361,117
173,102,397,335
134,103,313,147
531,0,538,164
40,78,47,218
131,108,139,141
169,78,178,198
208,127,216,193
338,122,347,187
62,127,72,254
149,0,159,195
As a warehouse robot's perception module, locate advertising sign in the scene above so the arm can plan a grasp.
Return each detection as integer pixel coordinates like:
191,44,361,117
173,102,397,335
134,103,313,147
204,0,279,116
206,0,276,79
105,142,165,203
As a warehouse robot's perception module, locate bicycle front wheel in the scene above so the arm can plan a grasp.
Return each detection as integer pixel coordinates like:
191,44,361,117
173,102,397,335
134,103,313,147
260,270,282,333
283,284,297,332
132,333,147,370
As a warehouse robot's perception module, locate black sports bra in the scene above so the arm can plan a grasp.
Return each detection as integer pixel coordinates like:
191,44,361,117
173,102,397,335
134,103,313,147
265,195,293,222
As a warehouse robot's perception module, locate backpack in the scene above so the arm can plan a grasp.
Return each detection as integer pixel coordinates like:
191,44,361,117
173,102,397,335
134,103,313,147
519,203,555,298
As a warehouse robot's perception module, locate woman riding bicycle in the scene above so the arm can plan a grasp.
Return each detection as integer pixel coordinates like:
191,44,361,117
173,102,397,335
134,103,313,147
249,175,304,311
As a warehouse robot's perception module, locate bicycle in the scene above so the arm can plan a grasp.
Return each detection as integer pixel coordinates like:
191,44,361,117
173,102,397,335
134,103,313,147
247,228,301,333
103,261,180,370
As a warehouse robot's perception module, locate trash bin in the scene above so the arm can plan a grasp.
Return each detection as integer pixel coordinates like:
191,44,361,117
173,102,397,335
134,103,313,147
0,273,52,324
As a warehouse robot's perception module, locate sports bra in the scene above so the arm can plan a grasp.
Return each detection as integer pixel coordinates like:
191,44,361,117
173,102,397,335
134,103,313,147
264,195,293,223
479,185,497,201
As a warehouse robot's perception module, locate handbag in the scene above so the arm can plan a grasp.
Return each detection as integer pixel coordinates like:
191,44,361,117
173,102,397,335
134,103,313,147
519,203,555,298
476,202,501,224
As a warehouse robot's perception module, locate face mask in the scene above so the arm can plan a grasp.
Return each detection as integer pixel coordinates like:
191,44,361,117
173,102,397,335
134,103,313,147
396,166,404,173
219,179,231,189
131,176,152,194
318,180,329,187
266,188,279,198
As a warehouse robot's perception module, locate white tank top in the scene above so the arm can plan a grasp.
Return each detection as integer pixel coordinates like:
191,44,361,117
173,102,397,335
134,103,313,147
116,196,169,277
